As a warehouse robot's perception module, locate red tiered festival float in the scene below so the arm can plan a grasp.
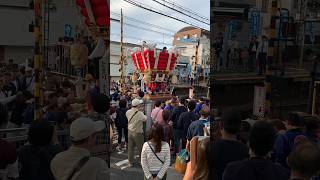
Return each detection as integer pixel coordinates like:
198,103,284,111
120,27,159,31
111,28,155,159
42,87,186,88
76,0,110,27
131,43,179,94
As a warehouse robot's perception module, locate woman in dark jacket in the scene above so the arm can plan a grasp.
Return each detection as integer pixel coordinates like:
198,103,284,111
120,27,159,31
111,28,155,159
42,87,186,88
115,99,128,151
18,121,63,180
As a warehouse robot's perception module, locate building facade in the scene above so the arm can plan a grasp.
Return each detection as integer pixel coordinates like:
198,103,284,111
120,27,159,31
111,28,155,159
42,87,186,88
173,26,210,69
0,0,82,64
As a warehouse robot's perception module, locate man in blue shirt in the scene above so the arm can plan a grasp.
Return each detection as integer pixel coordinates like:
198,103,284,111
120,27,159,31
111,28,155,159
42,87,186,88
274,112,304,168
186,105,210,142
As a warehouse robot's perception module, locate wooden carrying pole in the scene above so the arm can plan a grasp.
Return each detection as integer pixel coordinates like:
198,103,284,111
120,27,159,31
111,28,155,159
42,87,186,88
120,9,125,93
34,0,44,121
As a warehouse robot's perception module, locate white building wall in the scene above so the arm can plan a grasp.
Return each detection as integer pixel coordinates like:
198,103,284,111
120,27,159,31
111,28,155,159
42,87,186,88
4,46,33,64
110,41,138,81
176,36,210,67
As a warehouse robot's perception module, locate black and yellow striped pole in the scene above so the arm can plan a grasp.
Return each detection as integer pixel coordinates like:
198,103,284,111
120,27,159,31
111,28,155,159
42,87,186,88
264,0,278,117
34,0,44,121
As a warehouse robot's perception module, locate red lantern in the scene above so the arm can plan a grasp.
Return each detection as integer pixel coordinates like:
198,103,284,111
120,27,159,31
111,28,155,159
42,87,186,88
76,0,110,28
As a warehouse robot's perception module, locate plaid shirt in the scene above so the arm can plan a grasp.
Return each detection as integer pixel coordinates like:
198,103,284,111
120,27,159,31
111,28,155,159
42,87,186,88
87,112,110,167
56,128,71,150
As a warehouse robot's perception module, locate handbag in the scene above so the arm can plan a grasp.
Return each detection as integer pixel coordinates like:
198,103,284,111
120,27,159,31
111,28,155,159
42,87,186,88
174,149,189,174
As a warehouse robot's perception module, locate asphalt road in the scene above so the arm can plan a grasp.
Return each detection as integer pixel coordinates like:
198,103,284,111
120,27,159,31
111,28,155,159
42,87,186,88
110,148,183,180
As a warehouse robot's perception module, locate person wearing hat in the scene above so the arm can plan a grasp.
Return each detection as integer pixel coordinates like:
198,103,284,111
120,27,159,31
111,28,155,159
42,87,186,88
50,117,108,180
126,98,147,167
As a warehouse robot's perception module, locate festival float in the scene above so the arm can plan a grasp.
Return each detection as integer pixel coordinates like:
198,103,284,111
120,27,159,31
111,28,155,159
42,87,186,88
130,42,179,100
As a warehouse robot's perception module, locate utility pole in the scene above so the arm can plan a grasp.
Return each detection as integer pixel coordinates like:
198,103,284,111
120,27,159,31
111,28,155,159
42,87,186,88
120,9,125,94
33,0,44,121
299,0,309,68
190,40,200,99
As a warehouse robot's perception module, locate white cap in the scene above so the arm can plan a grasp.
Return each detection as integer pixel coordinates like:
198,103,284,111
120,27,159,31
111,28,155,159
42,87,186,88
131,98,143,107
70,117,105,141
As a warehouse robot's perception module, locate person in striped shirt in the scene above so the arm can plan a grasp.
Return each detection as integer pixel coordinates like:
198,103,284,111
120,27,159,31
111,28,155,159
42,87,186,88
141,123,171,180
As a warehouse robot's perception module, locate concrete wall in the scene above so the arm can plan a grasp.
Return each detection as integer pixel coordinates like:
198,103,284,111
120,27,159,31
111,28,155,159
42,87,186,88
4,46,33,64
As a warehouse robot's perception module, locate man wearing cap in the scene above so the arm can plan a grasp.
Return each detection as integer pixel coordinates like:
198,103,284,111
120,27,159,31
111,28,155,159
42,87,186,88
51,117,108,180
126,98,147,166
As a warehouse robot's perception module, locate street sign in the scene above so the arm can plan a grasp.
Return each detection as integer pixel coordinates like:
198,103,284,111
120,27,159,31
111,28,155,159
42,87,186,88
64,24,72,38
227,20,241,39
307,21,316,44
249,9,261,37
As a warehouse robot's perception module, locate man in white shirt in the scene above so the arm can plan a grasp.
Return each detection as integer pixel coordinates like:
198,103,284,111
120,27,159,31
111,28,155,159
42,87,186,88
25,67,34,94
126,98,147,166
257,35,269,75
51,117,108,180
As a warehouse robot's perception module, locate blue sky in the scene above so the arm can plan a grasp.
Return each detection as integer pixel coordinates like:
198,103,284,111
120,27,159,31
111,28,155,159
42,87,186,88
110,0,210,48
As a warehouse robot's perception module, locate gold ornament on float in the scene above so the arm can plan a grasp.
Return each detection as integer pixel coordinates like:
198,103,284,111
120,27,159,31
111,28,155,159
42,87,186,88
70,40,88,69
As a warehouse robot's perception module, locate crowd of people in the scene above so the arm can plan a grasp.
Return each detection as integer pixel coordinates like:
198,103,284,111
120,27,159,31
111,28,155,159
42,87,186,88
0,64,112,180
213,33,269,75
208,111,320,180
110,86,320,180
110,90,211,179
1,64,320,180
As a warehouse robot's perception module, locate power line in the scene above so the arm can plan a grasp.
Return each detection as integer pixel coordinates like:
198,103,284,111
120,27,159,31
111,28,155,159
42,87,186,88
123,0,207,30
111,33,173,46
111,12,176,33
150,0,209,25
162,0,209,21
111,17,174,37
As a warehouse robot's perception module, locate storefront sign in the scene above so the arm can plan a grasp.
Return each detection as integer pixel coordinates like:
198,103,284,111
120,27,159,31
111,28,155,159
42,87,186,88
64,24,72,38
249,9,261,37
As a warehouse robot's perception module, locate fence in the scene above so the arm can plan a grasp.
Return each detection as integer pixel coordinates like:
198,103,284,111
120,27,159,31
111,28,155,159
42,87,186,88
47,45,88,78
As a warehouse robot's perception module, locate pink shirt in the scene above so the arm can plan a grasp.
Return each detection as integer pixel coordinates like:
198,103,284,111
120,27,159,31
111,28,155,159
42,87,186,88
151,107,163,124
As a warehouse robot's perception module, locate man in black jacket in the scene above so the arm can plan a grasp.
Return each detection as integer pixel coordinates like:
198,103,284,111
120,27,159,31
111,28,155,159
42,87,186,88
171,97,188,154
115,99,129,151
212,110,249,180
177,100,199,150
223,121,289,180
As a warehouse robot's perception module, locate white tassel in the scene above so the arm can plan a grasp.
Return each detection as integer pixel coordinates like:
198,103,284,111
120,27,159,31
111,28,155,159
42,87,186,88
155,73,160,82
89,37,106,59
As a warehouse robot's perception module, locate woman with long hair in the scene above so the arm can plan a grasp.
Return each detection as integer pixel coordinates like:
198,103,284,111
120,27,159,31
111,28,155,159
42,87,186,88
141,123,171,180
183,137,210,180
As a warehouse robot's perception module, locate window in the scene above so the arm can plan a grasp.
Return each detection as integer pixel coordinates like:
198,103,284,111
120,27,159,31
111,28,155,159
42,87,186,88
193,34,198,38
184,35,188,39
177,37,180,41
